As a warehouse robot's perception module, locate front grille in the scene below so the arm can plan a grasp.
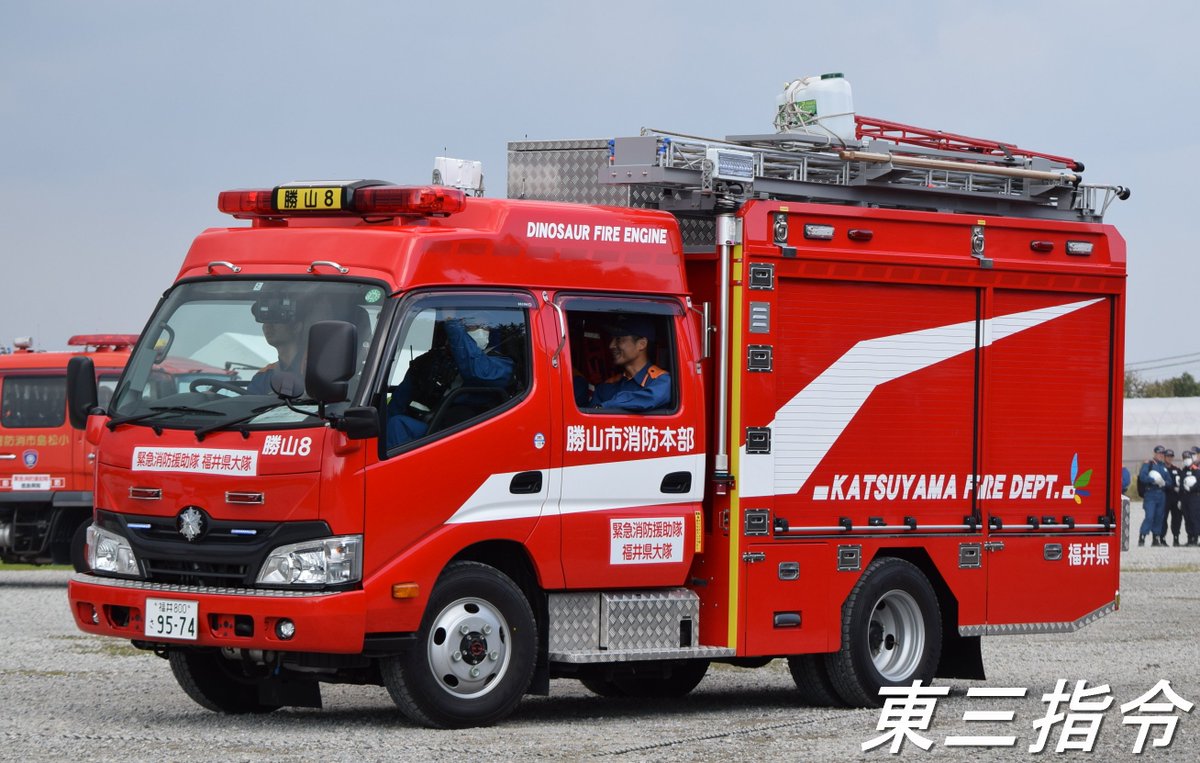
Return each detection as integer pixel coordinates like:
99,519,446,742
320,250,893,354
96,509,332,589
142,557,250,587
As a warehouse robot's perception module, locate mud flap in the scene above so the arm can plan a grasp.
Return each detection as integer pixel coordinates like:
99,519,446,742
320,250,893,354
258,677,323,709
936,631,984,680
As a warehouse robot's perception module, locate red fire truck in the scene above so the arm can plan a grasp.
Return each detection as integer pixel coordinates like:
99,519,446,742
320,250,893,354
1,336,240,569
0,335,138,568
65,114,1127,727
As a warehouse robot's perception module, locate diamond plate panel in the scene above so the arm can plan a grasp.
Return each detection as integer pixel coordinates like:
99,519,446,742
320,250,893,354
548,592,601,652
507,141,715,247
600,589,698,650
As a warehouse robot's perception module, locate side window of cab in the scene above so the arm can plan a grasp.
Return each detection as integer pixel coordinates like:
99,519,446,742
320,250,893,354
562,300,679,414
381,292,532,452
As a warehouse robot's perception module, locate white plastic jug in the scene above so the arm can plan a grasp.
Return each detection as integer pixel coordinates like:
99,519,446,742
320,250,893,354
774,73,856,144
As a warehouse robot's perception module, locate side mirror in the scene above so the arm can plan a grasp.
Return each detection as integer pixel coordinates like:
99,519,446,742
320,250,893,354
334,406,381,440
305,320,357,404
66,356,98,430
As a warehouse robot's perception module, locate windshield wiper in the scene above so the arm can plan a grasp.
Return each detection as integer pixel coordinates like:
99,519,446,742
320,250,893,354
193,400,316,440
107,405,222,431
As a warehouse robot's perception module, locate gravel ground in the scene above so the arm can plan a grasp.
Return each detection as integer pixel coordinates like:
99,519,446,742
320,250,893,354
2,527,1198,761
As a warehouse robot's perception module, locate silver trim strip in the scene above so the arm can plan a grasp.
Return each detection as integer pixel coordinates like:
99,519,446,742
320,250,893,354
549,646,735,664
958,601,1116,636
71,573,336,599
225,491,265,505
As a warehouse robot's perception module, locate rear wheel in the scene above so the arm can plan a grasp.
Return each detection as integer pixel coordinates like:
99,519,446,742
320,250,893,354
825,557,942,707
787,654,845,707
168,649,281,714
612,660,709,698
381,561,537,728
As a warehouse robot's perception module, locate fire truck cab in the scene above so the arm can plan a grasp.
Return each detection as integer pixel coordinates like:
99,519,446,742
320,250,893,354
66,114,1127,728
0,335,138,568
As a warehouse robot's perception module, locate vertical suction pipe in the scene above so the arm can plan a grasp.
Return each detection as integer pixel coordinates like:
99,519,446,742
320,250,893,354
714,213,737,480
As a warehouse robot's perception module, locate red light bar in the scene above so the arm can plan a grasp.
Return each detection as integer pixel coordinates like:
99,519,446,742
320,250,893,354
68,334,140,350
216,182,466,219
354,185,467,216
218,189,275,218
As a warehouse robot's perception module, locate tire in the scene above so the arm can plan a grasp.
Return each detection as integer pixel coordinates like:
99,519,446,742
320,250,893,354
824,557,941,707
69,521,90,573
381,561,537,728
579,674,626,698
168,649,281,714
611,660,709,698
787,654,846,707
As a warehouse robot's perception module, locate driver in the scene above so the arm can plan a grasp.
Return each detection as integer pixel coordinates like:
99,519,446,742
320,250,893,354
248,291,307,395
386,309,515,447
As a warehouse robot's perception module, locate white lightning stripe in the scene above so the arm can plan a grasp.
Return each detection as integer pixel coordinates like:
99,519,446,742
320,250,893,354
738,298,1102,498
446,453,705,524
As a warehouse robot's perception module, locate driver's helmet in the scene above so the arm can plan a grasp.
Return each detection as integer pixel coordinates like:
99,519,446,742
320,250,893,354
251,286,305,324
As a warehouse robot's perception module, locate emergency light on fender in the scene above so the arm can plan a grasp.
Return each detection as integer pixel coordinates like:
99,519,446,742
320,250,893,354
217,181,466,219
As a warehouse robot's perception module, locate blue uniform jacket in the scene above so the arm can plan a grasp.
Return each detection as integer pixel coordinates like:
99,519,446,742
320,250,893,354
386,320,514,447
592,363,670,411
1139,460,1172,493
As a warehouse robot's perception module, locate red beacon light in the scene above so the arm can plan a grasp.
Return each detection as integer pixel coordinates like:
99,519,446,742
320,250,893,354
68,334,140,351
217,181,466,219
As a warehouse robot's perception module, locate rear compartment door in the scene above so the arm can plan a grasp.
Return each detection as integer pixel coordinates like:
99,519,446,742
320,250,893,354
980,291,1119,626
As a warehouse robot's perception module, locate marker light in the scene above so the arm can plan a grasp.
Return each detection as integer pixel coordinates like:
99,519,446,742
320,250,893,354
1065,241,1094,256
1030,240,1055,253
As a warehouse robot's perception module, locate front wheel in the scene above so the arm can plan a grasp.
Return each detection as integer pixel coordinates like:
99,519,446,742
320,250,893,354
168,649,281,714
824,557,942,707
381,561,537,728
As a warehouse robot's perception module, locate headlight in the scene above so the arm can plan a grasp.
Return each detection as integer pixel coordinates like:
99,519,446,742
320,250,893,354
87,525,142,578
256,535,362,587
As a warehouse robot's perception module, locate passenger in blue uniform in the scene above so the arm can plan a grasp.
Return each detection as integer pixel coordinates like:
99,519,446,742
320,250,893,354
591,315,670,412
386,311,515,448
1138,445,1173,546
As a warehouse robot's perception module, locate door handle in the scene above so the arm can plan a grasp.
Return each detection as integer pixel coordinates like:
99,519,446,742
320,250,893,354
509,471,543,495
660,471,692,494
0,454,16,460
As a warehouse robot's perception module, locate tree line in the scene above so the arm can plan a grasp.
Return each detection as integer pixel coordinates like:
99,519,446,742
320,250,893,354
1125,371,1200,398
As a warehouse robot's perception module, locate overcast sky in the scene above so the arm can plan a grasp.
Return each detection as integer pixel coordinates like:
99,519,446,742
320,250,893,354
2,1,1196,379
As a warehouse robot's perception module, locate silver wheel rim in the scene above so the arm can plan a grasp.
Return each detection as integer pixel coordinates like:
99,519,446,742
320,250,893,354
426,596,511,699
867,589,924,682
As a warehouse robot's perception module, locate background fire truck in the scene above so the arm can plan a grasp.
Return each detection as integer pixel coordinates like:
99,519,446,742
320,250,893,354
0,335,136,569
65,79,1128,727
1,335,239,568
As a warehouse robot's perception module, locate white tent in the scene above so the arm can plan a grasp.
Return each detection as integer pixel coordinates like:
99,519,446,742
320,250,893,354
190,333,275,373
1122,396,1200,476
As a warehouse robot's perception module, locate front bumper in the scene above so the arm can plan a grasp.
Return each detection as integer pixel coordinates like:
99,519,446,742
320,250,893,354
68,573,367,653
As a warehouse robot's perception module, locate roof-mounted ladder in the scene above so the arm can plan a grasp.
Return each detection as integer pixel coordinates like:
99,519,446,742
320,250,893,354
598,118,1128,223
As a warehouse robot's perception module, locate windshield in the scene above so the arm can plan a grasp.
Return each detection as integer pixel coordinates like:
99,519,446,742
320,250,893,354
109,279,384,430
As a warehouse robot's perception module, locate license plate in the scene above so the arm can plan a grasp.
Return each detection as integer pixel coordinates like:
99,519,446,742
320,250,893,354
274,185,344,211
13,474,51,491
145,598,199,640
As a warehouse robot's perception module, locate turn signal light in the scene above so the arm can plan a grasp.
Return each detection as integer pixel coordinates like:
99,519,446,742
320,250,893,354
392,583,420,599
